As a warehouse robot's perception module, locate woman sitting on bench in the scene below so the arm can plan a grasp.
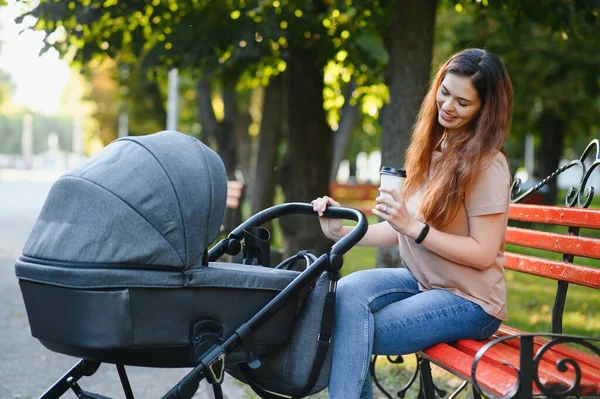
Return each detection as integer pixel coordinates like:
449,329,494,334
312,48,513,399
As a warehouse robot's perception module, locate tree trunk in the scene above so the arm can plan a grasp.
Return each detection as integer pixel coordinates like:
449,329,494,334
221,81,243,228
196,77,216,147
251,74,284,215
148,78,167,129
219,80,239,178
233,90,253,185
377,0,437,268
279,47,332,258
197,77,237,176
537,109,566,206
330,82,358,182
197,76,240,229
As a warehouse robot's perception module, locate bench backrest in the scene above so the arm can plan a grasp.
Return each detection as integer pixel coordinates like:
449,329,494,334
506,139,600,333
506,204,600,333
226,181,244,209
328,183,377,215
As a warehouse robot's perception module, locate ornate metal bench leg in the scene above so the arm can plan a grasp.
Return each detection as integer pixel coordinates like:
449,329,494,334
418,358,436,399
517,336,534,399
395,355,420,398
371,354,449,399
371,355,421,399
471,383,482,399
447,380,468,399
370,355,395,399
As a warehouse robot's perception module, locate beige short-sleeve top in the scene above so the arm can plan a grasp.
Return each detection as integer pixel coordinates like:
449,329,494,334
398,150,510,320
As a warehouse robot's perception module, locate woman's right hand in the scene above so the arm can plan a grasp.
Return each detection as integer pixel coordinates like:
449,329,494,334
311,196,344,241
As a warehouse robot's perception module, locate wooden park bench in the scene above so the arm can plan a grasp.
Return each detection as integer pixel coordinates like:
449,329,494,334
226,180,245,210
351,140,600,398
329,182,378,215
222,180,245,233
412,201,600,398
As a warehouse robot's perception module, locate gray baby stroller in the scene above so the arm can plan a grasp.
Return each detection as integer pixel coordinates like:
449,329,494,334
15,131,367,399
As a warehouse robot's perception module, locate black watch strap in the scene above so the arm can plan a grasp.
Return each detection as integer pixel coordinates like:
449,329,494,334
415,222,430,244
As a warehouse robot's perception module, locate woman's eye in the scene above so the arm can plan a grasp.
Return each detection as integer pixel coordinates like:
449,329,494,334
458,102,466,107
441,90,449,95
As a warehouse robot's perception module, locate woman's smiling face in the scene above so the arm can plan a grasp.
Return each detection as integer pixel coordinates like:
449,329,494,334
436,72,482,133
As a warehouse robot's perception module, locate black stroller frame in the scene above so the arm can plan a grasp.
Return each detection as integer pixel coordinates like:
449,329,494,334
36,203,368,399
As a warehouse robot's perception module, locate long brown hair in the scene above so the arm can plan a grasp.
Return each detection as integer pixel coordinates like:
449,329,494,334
402,48,513,228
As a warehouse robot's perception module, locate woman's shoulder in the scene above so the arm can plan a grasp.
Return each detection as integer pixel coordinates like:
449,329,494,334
481,150,510,182
487,149,506,163
465,150,511,209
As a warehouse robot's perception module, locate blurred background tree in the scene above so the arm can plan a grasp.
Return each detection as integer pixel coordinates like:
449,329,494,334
0,69,12,107
0,19,14,109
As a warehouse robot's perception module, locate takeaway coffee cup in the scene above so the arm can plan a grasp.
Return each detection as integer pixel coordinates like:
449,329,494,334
379,166,407,201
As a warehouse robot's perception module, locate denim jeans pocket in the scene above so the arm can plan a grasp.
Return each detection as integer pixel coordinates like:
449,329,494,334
479,317,502,340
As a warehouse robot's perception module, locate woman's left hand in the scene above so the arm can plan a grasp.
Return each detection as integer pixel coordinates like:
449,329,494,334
372,188,423,240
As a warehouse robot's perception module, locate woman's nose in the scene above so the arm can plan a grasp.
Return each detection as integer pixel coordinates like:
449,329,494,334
442,99,455,113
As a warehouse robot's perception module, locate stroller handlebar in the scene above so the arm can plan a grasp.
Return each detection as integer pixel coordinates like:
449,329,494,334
173,204,368,399
320,205,369,255
209,202,368,261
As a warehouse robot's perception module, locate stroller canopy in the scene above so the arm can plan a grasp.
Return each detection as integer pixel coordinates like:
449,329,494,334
23,131,227,270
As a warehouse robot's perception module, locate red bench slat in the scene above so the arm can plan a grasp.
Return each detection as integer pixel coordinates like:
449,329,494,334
452,340,539,392
498,326,600,373
329,183,377,214
423,336,600,397
504,252,600,289
454,339,600,396
506,227,600,260
509,204,600,229
420,344,517,397
334,201,373,214
226,198,240,208
227,181,244,190
329,183,379,200
494,339,600,393
226,181,244,209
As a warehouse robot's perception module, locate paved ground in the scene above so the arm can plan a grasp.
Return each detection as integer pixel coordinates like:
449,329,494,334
0,175,247,399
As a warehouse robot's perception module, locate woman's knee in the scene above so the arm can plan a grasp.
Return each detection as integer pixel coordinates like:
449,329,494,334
336,269,373,303
479,316,502,340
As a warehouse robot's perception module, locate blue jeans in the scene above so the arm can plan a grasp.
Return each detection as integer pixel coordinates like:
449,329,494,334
327,268,501,399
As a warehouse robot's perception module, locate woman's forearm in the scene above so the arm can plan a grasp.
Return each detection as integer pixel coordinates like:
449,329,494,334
405,219,502,271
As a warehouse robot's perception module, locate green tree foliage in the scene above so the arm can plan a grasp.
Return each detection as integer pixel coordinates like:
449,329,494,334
15,0,372,255
15,0,388,160
84,60,119,145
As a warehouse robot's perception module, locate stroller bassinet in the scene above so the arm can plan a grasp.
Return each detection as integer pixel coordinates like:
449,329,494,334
15,131,367,399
